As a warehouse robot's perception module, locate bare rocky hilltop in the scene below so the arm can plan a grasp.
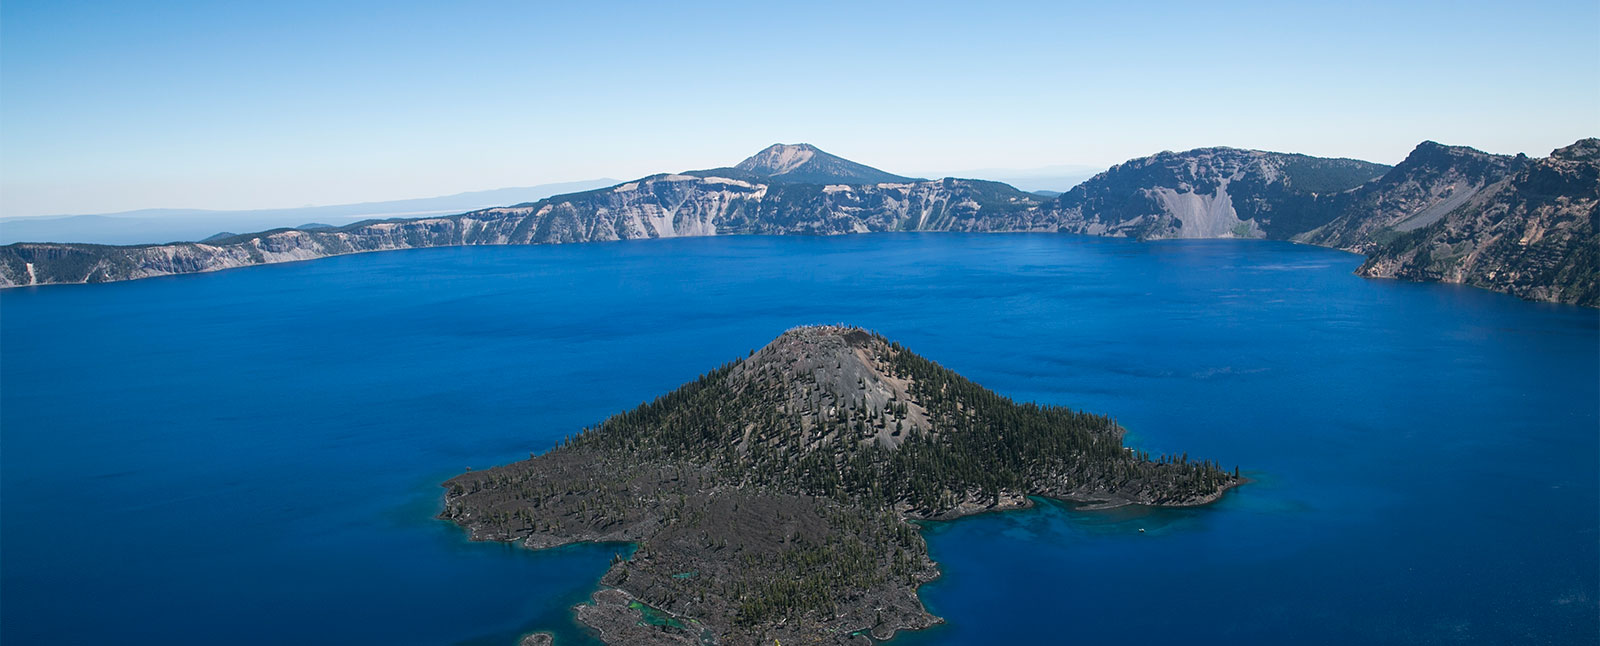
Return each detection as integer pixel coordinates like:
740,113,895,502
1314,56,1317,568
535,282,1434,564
441,326,1240,645
3,140,1594,306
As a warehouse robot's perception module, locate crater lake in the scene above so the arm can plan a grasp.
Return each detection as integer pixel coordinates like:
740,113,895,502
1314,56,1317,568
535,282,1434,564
2,234,1595,645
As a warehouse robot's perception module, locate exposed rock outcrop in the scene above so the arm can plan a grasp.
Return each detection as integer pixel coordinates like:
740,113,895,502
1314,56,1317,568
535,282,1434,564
1349,139,1599,306
1048,147,1391,240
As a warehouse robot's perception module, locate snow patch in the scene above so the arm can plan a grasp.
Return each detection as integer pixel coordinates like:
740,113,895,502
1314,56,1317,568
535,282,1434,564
701,177,754,188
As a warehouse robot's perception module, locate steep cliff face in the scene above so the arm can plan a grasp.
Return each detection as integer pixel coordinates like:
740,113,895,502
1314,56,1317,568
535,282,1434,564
1352,140,1599,306
1048,147,1391,240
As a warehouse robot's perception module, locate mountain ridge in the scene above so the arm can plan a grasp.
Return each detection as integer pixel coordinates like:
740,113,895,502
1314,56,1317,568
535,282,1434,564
2,139,1594,306
1047,146,1392,240
1349,139,1598,304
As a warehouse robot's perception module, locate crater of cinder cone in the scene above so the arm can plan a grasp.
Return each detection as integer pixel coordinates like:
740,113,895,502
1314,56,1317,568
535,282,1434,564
730,326,933,452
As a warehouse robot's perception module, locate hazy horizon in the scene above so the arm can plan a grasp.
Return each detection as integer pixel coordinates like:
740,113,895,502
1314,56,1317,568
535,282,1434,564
0,154,1111,221
3,1,1595,218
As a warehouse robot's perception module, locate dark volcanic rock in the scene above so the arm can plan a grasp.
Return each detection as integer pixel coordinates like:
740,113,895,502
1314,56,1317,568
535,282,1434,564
518,632,554,646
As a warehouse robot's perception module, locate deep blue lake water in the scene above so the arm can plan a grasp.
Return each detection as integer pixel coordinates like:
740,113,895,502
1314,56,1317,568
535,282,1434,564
2,234,1595,645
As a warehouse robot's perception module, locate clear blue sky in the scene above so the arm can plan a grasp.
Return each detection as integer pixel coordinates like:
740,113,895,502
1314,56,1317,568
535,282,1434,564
2,0,1595,217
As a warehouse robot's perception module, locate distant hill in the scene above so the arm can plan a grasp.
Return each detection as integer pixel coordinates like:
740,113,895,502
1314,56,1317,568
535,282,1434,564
0,178,619,245
918,163,1105,194
688,143,921,185
1048,147,1393,240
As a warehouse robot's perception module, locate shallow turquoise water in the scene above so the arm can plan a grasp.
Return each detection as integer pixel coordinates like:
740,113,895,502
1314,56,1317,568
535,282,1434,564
2,234,1595,644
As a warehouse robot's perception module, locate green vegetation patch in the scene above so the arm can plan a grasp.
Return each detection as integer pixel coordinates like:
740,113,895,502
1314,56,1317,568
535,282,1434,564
629,599,687,629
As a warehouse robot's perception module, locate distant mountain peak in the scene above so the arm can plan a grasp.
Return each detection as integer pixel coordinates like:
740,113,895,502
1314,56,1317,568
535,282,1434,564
1402,140,1494,164
736,143,822,175
730,143,918,185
